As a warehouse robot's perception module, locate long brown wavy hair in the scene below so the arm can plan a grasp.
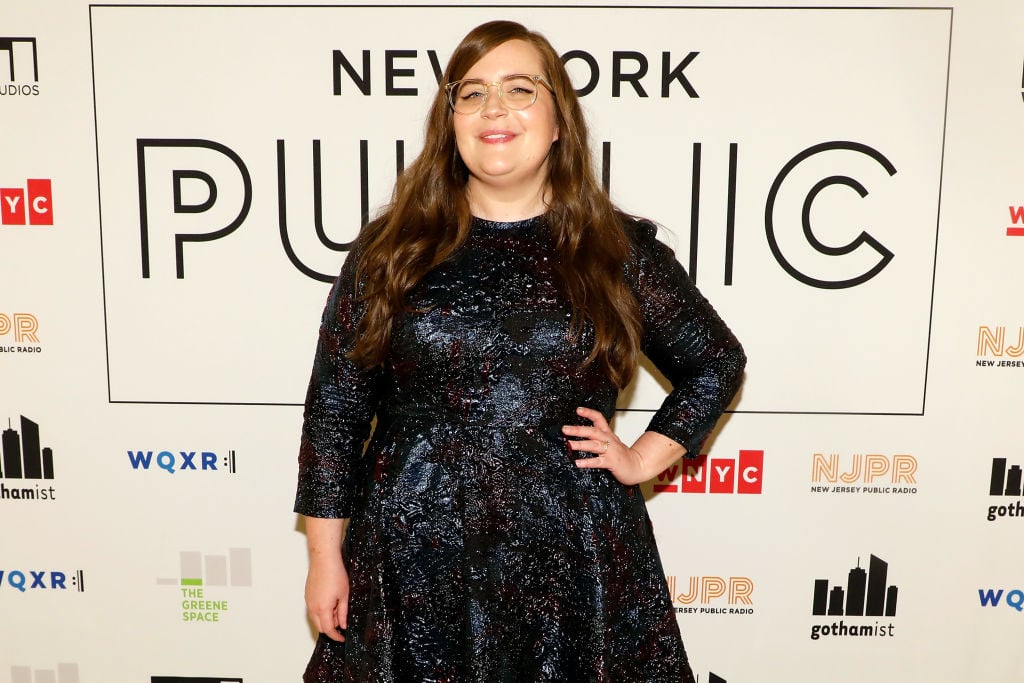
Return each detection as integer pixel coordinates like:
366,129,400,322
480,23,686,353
350,20,642,388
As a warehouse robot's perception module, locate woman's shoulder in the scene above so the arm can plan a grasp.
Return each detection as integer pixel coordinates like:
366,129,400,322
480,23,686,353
617,211,673,264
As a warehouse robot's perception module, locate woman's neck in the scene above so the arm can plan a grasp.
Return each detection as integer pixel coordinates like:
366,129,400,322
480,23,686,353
466,178,550,222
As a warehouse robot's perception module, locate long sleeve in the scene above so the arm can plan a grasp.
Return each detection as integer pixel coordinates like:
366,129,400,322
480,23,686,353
626,218,746,459
294,250,382,518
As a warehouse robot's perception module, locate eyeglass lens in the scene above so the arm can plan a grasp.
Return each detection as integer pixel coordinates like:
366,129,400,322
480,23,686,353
451,76,539,113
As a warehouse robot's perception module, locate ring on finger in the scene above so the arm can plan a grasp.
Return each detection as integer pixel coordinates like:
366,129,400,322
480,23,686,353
601,439,610,453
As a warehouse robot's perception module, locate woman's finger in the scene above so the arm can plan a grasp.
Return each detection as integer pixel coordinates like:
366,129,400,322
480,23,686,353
576,406,610,430
566,437,612,453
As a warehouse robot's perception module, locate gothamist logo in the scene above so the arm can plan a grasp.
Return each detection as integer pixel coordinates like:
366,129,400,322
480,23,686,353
1,415,58,502
810,554,899,641
157,548,252,622
666,575,754,616
128,448,237,474
986,458,1024,521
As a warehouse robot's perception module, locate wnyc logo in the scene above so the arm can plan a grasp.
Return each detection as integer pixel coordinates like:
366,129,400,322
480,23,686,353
986,458,1024,521
0,313,42,354
652,450,763,494
151,678,242,682
128,448,237,474
1,415,58,502
9,663,79,683
666,574,754,616
810,453,918,495
1,179,53,225
157,547,252,623
1008,205,1024,237
976,326,1024,368
0,567,84,593
0,37,40,96
810,554,899,642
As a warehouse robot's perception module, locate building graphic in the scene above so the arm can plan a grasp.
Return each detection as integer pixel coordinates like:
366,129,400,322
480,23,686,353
697,675,726,683
812,555,898,617
157,549,252,588
9,663,78,683
1,416,53,480
0,37,38,82
989,458,1023,497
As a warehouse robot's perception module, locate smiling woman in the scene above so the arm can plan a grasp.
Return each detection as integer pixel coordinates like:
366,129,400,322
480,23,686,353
295,19,745,683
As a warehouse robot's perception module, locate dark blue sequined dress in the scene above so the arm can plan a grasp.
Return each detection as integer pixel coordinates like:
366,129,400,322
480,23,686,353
295,215,745,682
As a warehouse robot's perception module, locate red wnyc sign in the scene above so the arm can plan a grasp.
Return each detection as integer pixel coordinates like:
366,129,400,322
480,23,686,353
654,449,764,494
1,179,53,226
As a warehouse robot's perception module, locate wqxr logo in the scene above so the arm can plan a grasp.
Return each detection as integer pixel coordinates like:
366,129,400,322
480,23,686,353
0,568,84,592
127,449,237,474
978,588,1024,612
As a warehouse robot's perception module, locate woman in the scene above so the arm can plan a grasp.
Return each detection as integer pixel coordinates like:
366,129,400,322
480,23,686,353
295,20,745,682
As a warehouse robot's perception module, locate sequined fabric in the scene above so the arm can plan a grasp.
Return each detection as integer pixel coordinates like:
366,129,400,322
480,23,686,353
295,215,745,682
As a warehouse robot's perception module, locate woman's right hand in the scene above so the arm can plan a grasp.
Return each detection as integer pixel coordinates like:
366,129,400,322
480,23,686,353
305,554,350,642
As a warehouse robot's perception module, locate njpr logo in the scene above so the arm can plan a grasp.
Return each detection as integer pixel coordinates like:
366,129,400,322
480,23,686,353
128,448,237,474
810,453,918,495
1,179,53,225
151,678,243,682
653,450,763,494
0,37,39,96
986,458,1024,521
157,548,252,622
666,575,754,616
810,554,898,641
9,663,79,683
0,568,84,593
0,313,42,354
976,326,1024,368
1,415,57,502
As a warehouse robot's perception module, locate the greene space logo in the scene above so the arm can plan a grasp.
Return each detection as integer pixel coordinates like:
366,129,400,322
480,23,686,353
652,450,763,494
810,554,899,641
157,548,252,622
810,453,918,495
1,415,57,502
9,663,79,683
986,458,1024,521
666,575,754,616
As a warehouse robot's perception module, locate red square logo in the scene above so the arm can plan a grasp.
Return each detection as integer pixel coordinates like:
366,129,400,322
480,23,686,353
736,449,764,494
27,179,53,225
1,188,26,225
709,458,736,493
680,456,708,493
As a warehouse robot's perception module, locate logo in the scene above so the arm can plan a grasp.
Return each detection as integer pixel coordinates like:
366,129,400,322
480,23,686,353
0,37,40,96
976,326,1024,368
1,415,57,502
1008,206,1024,237
9,664,79,683
157,548,252,622
978,587,1024,612
0,313,42,354
0,179,53,225
810,554,898,641
151,678,243,683
652,450,763,494
666,575,754,616
128,448,237,474
0,568,84,593
986,458,1024,521
810,453,918,495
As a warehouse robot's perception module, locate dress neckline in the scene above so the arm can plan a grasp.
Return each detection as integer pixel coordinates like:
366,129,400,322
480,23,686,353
471,214,547,232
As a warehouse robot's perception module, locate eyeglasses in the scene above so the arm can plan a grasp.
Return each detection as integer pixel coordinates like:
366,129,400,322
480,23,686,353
444,74,553,114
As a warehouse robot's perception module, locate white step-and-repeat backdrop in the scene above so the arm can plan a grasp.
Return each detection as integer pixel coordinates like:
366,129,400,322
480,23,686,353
2,1,1022,681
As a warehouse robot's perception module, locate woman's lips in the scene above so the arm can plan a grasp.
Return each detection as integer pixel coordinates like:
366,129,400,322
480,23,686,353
479,130,517,144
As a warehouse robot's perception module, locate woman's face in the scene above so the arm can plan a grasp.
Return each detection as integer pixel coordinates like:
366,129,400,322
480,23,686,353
452,39,560,198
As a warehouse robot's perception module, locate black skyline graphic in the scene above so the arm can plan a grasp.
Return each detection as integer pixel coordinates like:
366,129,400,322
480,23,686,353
2,416,54,480
989,458,1022,496
813,555,898,617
